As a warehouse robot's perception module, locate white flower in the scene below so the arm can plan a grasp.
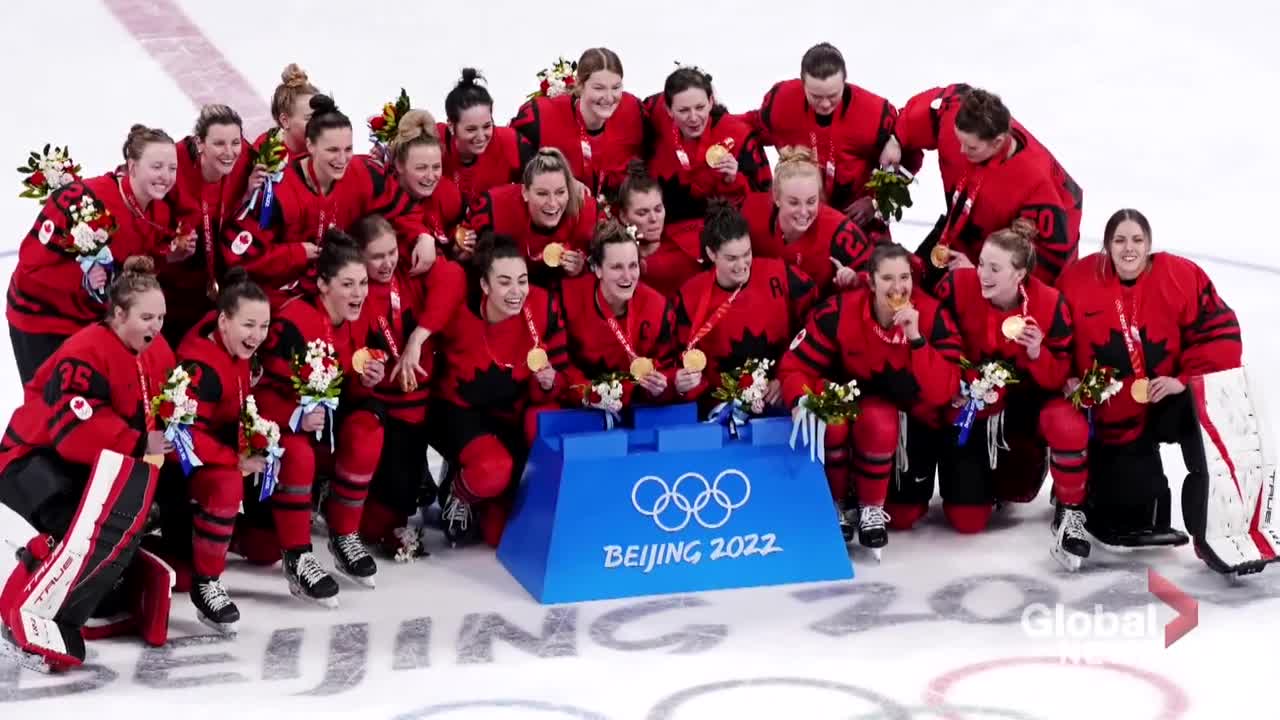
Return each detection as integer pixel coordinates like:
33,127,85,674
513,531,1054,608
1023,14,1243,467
70,223,96,253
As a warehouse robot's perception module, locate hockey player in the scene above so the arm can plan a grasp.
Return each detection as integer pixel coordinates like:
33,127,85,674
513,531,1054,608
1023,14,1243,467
779,243,960,553
1052,209,1243,568
0,257,176,671
643,67,771,223
615,162,704,299
428,233,570,548
558,219,681,410
383,109,466,276
171,268,270,632
257,63,318,159
8,125,185,383
252,230,385,606
438,69,526,209
895,85,1082,290
673,203,818,415
463,148,598,288
933,219,1073,533
510,47,645,201
741,146,872,295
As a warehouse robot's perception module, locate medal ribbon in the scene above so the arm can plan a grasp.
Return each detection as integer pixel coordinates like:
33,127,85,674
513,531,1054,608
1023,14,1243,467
573,101,600,194
1115,292,1146,381
378,281,403,361
304,159,337,243
522,303,543,351
936,169,986,255
118,175,175,242
809,130,836,195
597,285,640,361
686,281,743,351
136,359,155,433
201,185,224,297
869,297,907,346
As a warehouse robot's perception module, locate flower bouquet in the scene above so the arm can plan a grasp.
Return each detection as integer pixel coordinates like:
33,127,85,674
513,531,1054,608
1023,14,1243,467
709,358,774,437
17,144,80,202
61,195,116,302
527,57,577,100
152,365,202,475
288,339,343,448
242,129,289,225
368,88,411,163
790,378,862,463
952,358,1018,445
241,394,284,500
575,371,627,429
1067,361,1124,438
865,166,915,222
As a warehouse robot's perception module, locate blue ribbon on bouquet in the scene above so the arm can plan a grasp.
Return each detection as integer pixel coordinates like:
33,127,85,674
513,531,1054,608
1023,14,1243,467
788,400,826,464
258,173,279,226
1086,407,1095,440
163,422,203,476
257,444,285,501
707,399,749,438
955,400,980,446
77,246,115,303
289,395,339,451
595,407,621,431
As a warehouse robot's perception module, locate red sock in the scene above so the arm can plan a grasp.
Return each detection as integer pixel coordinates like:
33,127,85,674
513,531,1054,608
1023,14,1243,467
189,466,243,578
272,434,317,550
851,399,899,507
326,410,384,535
1040,398,1090,506
823,421,851,502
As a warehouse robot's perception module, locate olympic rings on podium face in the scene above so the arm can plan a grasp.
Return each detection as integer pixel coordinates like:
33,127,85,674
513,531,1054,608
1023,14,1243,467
631,469,752,532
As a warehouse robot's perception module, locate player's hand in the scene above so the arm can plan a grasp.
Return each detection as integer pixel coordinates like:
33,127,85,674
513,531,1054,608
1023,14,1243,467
675,368,702,395
1149,376,1186,403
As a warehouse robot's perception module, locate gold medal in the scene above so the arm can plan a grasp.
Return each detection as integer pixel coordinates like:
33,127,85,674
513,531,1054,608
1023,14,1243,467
930,244,951,268
887,292,911,311
681,349,707,373
542,242,565,268
352,348,373,375
629,356,655,381
1131,377,1150,404
527,347,549,372
705,144,729,166
1001,315,1026,340
454,225,470,246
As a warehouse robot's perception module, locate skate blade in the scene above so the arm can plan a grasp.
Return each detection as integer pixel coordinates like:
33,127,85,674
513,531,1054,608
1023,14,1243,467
196,614,239,638
1051,543,1084,572
288,583,340,609
0,634,56,674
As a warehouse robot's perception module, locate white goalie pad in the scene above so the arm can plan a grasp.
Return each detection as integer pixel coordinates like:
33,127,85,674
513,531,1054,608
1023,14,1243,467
1191,366,1280,574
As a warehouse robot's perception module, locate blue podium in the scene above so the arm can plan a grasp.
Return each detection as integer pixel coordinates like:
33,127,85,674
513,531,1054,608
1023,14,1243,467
497,403,855,604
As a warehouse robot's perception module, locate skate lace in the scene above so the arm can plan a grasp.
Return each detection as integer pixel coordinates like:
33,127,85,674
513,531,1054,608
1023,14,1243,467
333,533,371,563
296,552,329,586
199,579,232,612
444,496,471,532
1063,508,1087,537
860,505,891,530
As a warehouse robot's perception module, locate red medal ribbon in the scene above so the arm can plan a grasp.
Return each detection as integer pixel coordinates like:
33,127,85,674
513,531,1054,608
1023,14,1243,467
304,159,338,243
379,278,404,361
597,285,640,362
686,280,743,351
936,169,986,255
137,359,155,433
522,303,543,350
988,284,1031,350
574,100,600,194
809,130,836,195
1115,291,1146,381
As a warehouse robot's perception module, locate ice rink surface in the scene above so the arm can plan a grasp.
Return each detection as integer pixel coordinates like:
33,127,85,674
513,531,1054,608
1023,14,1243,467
1,2,1278,718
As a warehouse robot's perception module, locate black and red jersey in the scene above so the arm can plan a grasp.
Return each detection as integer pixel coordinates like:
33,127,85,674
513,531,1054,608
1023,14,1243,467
510,93,646,199
895,84,1083,283
174,312,253,469
438,123,527,208
779,288,960,424
1056,252,1242,445
639,219,704,298
431,285,571,420
385,175,466,259
7,173,175,337
642,98,772,222
673,258,817,398
741,191,872,294
743,78,899,210
466,183,598,287
0,323,175,474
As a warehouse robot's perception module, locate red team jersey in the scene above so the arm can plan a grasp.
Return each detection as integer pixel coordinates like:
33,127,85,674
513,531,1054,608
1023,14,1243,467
510,93,646,199
431,286,571,420
386,176,466,259
674,258,817,398
175,312,253,469
779,288,961,422
740,191,872,293
0,323,175,474
467,183,598,287
1056,252,1242,445
639,219,704,298
642,98,772,222
7,173,174,337
746,79,899,210
895,84,1083,283
934,269,1073,416
558,274,679,405
222,155,396,306
437,123,526,209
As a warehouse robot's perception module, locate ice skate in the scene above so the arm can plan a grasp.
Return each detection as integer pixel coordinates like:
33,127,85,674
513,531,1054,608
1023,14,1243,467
283,549,339,608
1051,504,1090,572
191,576,239,636
328,531,377,588
858,505,890,562
835,501,855,543
441,491,474,548
0,626,60,674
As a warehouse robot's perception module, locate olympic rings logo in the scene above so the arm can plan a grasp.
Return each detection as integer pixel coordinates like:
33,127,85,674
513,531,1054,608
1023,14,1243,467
631,470,751,532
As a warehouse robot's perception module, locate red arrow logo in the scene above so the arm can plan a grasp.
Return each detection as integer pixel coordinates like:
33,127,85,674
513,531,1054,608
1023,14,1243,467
1148,568,1198,647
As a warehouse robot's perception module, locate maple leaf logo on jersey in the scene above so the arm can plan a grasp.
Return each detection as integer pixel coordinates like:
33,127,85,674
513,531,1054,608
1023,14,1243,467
1091,328,1171,379
725,329,778,377
455,363,521,411
863,362,921,408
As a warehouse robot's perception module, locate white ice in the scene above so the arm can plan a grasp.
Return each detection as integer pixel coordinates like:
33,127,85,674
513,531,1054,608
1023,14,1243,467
1,1,1278,718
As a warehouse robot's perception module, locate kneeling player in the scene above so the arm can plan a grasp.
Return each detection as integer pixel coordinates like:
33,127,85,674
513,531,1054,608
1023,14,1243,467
0,257,175,671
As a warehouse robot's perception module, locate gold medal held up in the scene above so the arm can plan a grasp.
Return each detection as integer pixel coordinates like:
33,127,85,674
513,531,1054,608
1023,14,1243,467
887,292,911,311
930,244,951,268
352,347,387,376
527,347,549,372
629,356,655,381
1001,315,1026,340
681,348,707,373
705,144,729,166
542,242,565,268
1130,377,1150,404
454,225,470,246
